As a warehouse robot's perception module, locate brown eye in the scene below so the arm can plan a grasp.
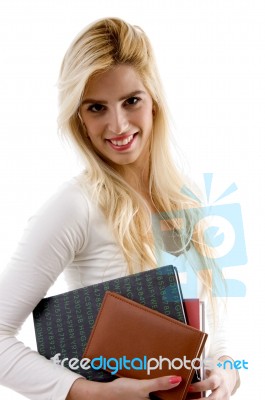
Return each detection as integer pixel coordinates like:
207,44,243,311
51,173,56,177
88,104,105,112
125,97,141,106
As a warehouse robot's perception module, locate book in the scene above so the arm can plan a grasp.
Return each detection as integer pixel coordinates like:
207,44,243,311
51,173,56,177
184,299,200,330
82,291,208,400
184,300,206,399
173,273,206,398
33,265,187,381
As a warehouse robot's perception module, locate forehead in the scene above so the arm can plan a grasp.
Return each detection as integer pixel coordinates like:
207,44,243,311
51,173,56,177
83,65,146,99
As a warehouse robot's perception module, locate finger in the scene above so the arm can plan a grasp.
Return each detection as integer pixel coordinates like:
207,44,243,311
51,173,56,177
141,375,182,395
189,374,221,393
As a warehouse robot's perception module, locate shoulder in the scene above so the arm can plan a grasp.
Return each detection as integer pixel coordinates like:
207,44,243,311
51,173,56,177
37,175,93,220
22,175,99,255
27,175,99,243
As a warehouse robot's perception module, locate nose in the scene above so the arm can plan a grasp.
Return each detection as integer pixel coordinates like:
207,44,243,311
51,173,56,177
106,108,129,135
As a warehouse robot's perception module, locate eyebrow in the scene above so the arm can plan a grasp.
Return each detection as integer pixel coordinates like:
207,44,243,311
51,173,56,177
80,90,146,105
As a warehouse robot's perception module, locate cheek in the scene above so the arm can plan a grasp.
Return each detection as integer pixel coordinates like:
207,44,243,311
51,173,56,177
85,119,103,140
135,107,153,126
141,110,153,130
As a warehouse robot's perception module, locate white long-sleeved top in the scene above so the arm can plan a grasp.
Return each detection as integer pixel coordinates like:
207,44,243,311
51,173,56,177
0,177,231,400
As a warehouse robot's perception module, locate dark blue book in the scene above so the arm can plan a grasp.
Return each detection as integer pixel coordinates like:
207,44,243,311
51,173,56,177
33,265,186,381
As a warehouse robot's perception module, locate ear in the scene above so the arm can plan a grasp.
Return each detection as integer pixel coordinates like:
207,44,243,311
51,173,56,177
78,111,89,137
152,104,157,117
78,111,86,128
77,111,84,124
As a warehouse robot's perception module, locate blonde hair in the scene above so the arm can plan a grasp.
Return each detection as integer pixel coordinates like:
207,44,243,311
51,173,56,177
57,17,223,301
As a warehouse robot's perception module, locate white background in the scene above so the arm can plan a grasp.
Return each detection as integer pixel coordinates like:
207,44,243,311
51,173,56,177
0,0,264,398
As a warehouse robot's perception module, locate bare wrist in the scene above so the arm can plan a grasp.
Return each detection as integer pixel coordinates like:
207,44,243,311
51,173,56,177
66,377,102,400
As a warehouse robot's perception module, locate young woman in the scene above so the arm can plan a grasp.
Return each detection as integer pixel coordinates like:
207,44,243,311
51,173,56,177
0,18,240,399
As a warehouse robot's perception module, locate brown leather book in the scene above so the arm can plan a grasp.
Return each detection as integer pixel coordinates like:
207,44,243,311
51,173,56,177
82,291,208,400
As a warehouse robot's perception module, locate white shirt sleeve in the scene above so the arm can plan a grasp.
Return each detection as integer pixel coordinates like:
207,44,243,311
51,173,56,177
0,180,90,400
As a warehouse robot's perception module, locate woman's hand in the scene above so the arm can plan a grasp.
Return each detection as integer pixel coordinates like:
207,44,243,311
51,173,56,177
66,375,182,400
188,357,238,399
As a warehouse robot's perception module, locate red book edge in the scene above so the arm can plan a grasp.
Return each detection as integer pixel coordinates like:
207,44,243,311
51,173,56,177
183,299,205,399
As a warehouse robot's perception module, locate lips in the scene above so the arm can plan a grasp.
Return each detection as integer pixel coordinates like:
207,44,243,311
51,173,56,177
109,134,134,147
106,132,138,151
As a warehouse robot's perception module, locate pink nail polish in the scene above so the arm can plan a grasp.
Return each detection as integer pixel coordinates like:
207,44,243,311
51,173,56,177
188,385,194,392
169,376,182,384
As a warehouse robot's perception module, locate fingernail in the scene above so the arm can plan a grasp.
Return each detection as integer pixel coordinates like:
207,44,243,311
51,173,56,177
169,376,182,384
188,385,194,392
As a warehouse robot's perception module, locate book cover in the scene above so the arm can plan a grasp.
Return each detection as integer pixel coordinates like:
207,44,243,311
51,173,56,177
82,291,208,400
183,299,206,399
33,265,186,381
183,299,200,329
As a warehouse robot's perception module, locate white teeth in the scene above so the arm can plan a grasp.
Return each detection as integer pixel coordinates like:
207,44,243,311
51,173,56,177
110,134,134,146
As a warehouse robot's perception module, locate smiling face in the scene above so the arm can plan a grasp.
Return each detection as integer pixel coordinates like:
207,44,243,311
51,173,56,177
79,65,154,171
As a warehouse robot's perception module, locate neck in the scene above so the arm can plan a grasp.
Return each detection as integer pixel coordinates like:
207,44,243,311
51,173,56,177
119,163,158,213
118,162,150,193
105,158,156,211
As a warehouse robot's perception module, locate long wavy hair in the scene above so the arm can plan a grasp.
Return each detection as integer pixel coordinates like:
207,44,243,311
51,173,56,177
57,17,223,301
